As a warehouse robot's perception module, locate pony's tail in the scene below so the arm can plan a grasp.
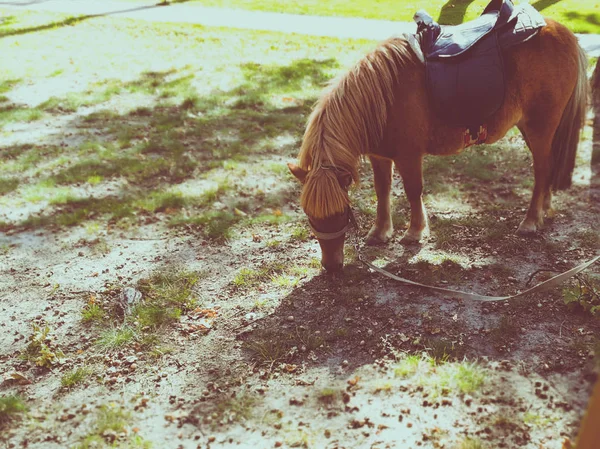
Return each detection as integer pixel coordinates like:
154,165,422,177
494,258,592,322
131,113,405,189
550,42,589,191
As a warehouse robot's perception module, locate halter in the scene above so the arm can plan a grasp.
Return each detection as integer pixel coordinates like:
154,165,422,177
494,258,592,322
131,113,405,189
307,207,358,241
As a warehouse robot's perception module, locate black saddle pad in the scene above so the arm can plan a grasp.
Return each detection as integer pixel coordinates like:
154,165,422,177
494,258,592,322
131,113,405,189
426,32,504,126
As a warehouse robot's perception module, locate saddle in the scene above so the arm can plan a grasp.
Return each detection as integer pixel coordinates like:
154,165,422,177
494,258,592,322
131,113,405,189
410,0,546,127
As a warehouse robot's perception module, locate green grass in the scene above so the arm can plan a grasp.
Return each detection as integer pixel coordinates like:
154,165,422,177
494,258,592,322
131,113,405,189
394,354,421,378
74,405,151,449
81,303,106,324
0,395,28,427
132,267,201,329
392,353,487,397
232,261,317,291
96,326,136,351
61,367,93,389
123,0,600,33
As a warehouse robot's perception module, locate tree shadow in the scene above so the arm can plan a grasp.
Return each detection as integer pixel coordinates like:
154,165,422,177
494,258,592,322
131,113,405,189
531,0,563,12
0,58,339,234
437,0,478,25
0,3,175,38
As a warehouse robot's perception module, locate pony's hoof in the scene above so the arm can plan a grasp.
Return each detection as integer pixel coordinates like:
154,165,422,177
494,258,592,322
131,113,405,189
366,226,393,246
400,229,423,244
516,219,540,235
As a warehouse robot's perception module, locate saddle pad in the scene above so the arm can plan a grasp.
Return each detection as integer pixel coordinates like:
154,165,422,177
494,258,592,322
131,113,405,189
426,32,505,126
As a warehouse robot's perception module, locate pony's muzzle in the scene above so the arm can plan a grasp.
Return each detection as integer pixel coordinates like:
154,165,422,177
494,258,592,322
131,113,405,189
322,260,344,272
318,237,345,272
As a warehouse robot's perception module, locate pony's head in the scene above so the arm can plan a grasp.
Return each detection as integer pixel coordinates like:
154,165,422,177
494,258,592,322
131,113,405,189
288,163,353,272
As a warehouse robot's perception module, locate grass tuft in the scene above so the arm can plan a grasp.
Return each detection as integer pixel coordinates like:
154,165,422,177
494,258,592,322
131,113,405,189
0,395,28,427
61,367,93,389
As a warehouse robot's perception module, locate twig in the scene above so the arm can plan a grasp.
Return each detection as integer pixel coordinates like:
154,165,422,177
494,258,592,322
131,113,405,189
525,269,561,287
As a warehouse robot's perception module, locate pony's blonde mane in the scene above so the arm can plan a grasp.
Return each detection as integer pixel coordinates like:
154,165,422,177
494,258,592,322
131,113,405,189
298,37,418,219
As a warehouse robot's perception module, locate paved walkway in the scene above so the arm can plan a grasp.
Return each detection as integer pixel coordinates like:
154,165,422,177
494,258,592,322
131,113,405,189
1,0,599,55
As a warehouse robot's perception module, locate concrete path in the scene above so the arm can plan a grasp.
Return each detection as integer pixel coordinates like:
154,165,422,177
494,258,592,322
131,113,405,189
1,0,599,55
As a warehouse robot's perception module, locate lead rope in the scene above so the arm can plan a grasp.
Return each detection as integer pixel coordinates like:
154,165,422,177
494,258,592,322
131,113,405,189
346,209,600,302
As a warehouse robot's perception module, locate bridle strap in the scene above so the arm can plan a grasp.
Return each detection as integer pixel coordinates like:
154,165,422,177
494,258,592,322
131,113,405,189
308,208,356,241
308,222,349,240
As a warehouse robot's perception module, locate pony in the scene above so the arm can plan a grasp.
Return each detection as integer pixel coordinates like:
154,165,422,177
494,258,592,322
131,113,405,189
288,18,588,272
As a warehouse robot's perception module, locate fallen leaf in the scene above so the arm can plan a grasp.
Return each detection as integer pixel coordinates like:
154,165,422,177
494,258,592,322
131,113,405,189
3,371,32,385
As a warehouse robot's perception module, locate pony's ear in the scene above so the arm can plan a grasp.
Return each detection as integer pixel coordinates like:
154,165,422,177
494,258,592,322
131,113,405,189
337,171,353,189
288,163,308,183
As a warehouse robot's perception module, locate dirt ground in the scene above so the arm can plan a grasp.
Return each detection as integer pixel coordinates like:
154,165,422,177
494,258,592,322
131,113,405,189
1,129,599,449
1,11,600,449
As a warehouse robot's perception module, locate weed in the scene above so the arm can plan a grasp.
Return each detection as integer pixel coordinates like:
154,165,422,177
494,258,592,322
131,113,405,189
61,367,93,389
563,274,600,316
0,395,28,428
24,323,65,368
81,302,106,324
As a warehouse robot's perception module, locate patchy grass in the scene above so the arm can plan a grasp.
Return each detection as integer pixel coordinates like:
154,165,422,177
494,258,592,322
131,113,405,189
243,326,324,368
232,260,318,291
61,367,93,389
194,392,258,429
74,404,150,449
392,353,487,397
96,326,136,352
0,13,358,233
169,210,240,240
0,395,28,428
136,267,200,320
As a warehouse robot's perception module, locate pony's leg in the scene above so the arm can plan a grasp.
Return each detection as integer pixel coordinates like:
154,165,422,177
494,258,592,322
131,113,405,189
543,191,555,217
366,156,394,245
517,125,554,234
396,154,428,243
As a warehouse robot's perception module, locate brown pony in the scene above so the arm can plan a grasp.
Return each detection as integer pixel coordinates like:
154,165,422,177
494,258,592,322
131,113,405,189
289,19,588,272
